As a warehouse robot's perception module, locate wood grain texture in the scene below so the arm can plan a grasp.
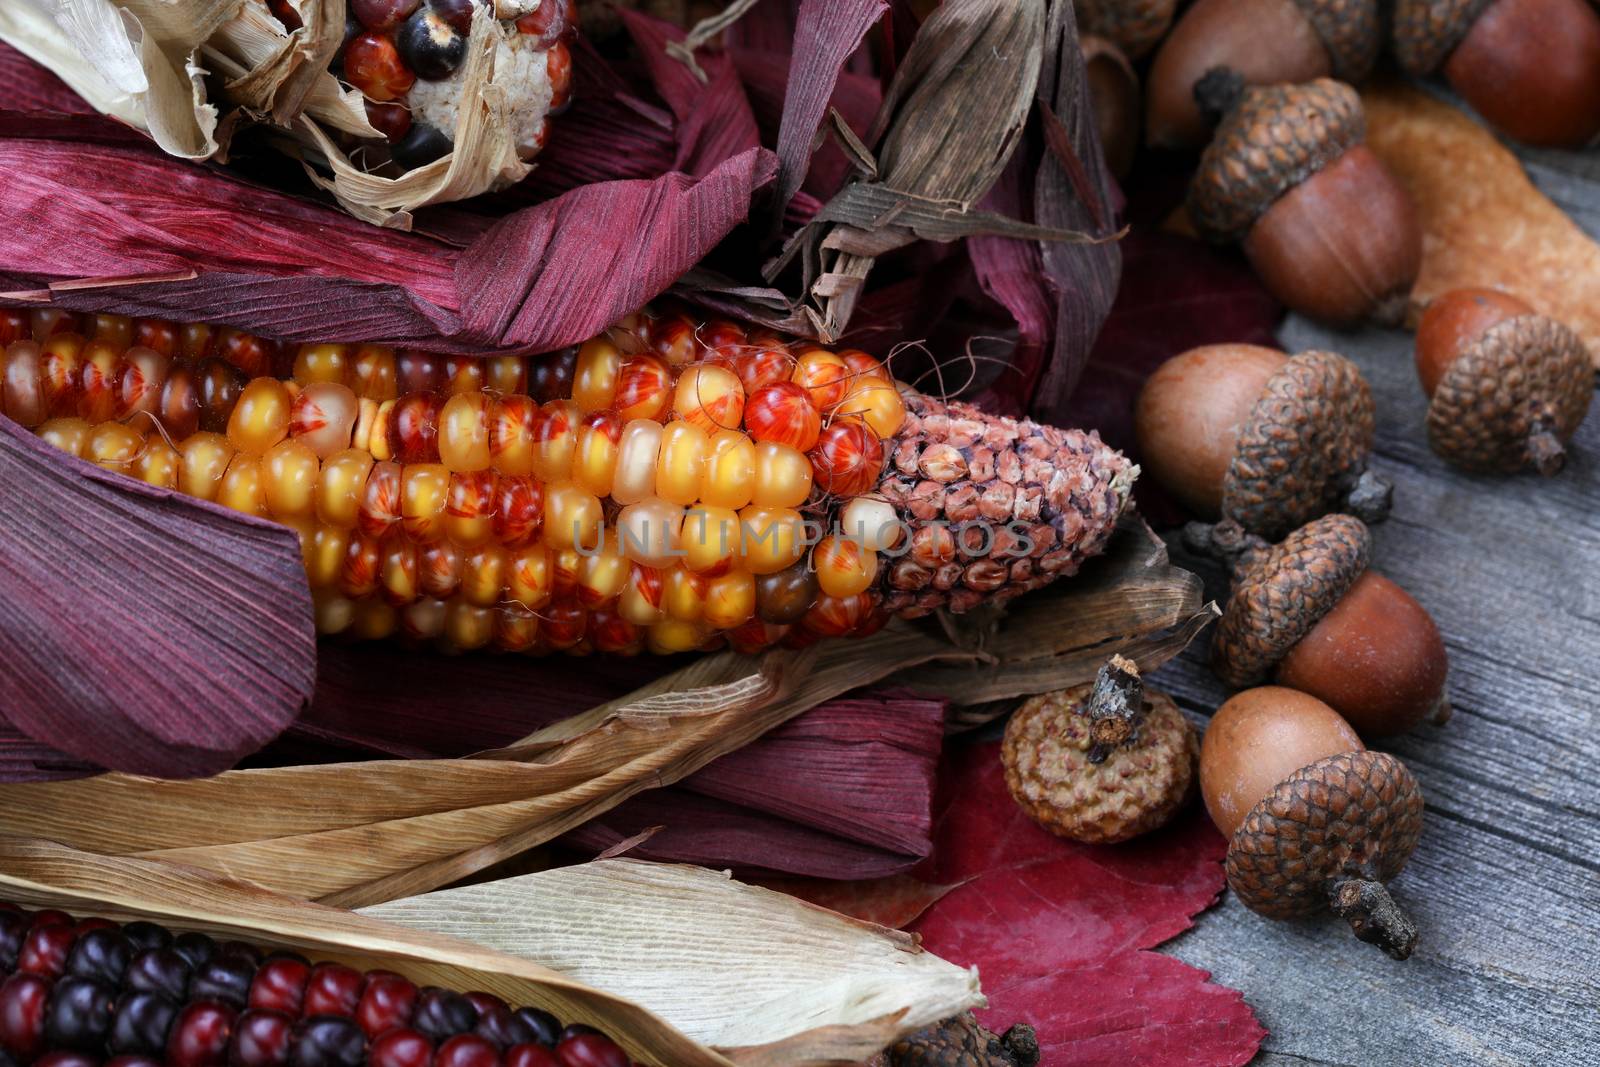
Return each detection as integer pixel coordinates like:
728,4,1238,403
1153,141,1600,1066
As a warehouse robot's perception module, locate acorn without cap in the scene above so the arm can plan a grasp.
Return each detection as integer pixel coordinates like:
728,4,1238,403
1209,514,1450,738
1135,343,1391,540
1082,36,1141,180
1201,686,1425,959
1146,0,1381,149
1415,288,1593,476
1002,656,1199,844
1188,76,1421,327
1076,0,1177,60
1392,0,1600,147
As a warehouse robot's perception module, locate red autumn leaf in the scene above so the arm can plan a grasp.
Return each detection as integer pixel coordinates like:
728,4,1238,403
910,740,1265,1066
755,874,955,929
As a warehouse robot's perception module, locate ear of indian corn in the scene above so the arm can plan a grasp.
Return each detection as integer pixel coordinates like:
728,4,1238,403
0,307,1135,656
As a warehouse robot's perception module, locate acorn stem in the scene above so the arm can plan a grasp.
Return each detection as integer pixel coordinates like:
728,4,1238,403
1527,426,1568,477
1085,654,1145,763
1329,877,1419,960
1181,518,1270,575
1193,65,1246,127
1343,468,1393,525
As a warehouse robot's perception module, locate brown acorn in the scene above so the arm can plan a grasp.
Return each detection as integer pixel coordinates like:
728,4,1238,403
1209,514,1450,738
1002,657,1199,844
1076,0,1177,60
1415,289,1594,476
1082,36,1141,180
1187,75,1422,327
1392,0,1600,147
869,1014,1040,1067
1200,686,1425,960
1135,343,1391,540
1146,0,1381,149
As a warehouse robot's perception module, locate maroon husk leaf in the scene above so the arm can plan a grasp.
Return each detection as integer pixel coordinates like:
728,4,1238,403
0,40,93,115
0,717,95,782
0,419,314,780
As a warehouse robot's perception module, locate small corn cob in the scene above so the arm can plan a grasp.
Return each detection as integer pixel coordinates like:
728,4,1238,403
0,307,1135,656
0,903,635,1067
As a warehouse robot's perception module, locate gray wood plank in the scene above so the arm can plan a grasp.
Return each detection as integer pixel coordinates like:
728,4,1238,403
1150,157,1600,1063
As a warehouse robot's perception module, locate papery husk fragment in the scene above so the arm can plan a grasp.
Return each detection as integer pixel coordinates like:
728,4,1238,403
1363,83,1600,363
0,837,982,1067
0,519,1207,907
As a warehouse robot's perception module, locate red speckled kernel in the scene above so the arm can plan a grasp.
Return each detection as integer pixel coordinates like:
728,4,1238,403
365,99,413,142
303,964,365,1018
0,973,52,1061
369,1029,434,1067
248,958,310,1016
808,418,884,498
387,393,443,464
613,356,673,423
18,924,77,978
743,382,820,451
547,43,572,112
344,33,417,102
790,350,851,411
733,346,793,393
167,1002,236,1067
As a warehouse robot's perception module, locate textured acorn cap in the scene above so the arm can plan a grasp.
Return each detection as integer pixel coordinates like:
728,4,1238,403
1426,314,1594,476
1293,0,1383,81
1077,0,1177,59
1392,0,1495,75
1213,514,1371,688
1188,78,1366,244
1226,750,1424,959
873,1013,1040,1067
1003,673,1199,844
1221,350,1380,539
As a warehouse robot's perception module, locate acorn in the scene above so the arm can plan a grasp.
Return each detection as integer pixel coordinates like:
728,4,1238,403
1415,288,1593,477
1076,0,1177,60
1002,656,1199,844
1201,686,1424,960
1135,343,1392,540
1187,75,1422,327
870,1013,1040,1067
1146,0,1381,149
1392,0,1600,147
1209,514,1450,738
1082,36,1141,180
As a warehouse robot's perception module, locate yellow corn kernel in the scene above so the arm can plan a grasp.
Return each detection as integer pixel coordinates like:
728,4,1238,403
507,543,553,609
84,422,145,472
133,435,180,489
78,340,121,423
228,378,293,456
313,589,355,635
573,337,623,413
419,541,464,599
315,449,374,528
461,545,509,608
495,605,542,651
681,505,739,574
400,597,448,642
617,496,684,568
443,358,484,396
262,439,319,520
369,399,397,460
704,569,756,629
484,354,526,395
655,420,709,507
619,565,666,626
531,399,580,483
673,363,745,434
813,534,879,598
649,617,710,654
574,414,622,498
350,344,398,400
293,343,351,385
438,392,492,472
400,463,451,542
662,566,707,622
178,432,236,502
444,598,494,650
612,418,663,504
304,525,350,589
37,418,92,457
750,441,813,508
352,598,398,641
790,348,851,411
838,377,907,440
443,470,497,548
699,430,755,510
380,536,419,606
290,382,359,460
217,454,269,518
489,395,537,476
739,505,807,575
90,313,133,349
340,533,382,598
544,482,602,551
578,545,629,607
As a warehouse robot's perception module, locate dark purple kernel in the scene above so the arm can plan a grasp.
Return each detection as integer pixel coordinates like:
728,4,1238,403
230,1010,293,1067
124,950,191,1001
392,123,453,169
110,992,179,1056
65,930,131,986
556,1024,598,1043
411,989,476,1042
290,1017,367,1067
191,958,257,1010
0,913,27,972
171,934,216,973
44,976,116,1052
119,925,170,954
106,1057,163,1067
215,944,263,970
397,10,468,80
32,1054,98,1067
508,1008,559,1048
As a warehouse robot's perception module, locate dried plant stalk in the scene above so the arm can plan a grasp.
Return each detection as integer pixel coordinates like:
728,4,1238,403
0,837,981,1067
0,520,1204,908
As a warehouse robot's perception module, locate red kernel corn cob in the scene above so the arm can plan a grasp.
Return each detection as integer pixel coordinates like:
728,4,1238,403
0,904,636,1067
0,309,1135,655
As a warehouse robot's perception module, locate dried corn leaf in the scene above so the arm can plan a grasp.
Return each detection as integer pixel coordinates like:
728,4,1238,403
1364,83,1600,361
0,519,1203,907
361,860,982,1059
0,838,980,1067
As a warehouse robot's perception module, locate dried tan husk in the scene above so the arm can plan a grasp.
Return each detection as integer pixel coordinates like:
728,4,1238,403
0,1,534,227
0,837,981,1067
0,518,1208,909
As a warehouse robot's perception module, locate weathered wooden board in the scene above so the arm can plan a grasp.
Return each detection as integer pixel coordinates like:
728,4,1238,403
1153,146,1600,1066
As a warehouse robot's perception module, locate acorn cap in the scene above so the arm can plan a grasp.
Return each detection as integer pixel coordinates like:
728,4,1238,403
1427,314,1594,476
1076,0,1177,59
1392,0,1495,75
1292,0,1383,81
877,1013,1041,1067
1213,514,1371,688
1221,350,1381,539
1226,750,1424,959
1188,77,1366,245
